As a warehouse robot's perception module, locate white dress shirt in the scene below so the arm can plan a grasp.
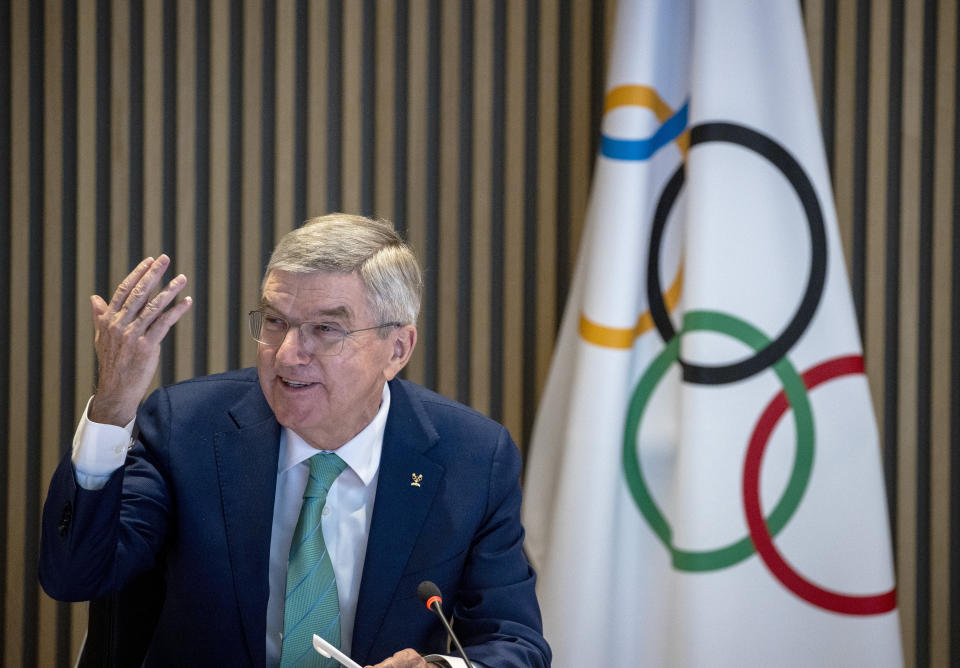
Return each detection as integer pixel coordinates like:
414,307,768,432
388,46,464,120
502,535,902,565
264,385,388,664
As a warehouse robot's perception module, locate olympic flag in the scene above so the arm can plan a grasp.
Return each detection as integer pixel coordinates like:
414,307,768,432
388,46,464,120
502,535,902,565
521,1,903,666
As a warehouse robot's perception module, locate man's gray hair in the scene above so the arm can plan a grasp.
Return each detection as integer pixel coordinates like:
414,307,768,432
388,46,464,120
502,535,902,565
264,213,422,326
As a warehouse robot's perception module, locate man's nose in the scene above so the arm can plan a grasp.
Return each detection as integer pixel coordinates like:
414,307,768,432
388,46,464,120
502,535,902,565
274,325,311,363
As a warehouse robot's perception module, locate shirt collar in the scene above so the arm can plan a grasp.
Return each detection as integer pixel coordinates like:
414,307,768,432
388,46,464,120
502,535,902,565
277,383,390,486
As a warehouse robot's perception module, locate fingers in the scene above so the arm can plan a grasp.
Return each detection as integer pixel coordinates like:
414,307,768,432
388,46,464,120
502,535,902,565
137,272,189,330
109,255,173,326
106,256,157,312
143,291,193,345
96,255,189,333
118,255,171,325
368,649,430,667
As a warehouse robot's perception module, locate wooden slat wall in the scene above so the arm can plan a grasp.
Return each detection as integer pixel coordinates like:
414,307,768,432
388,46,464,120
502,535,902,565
1,1,955,666
806,1,958,666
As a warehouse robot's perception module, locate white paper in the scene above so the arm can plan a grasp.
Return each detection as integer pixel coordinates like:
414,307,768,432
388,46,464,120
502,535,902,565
312,634,363,668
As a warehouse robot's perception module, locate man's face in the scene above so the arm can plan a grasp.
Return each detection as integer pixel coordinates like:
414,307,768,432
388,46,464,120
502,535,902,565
256,269,415,450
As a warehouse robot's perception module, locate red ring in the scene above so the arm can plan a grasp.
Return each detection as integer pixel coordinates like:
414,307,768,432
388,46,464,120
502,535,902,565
742,355,896,615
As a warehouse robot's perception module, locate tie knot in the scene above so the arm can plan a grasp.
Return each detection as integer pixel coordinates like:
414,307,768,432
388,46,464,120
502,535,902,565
304,453,348,499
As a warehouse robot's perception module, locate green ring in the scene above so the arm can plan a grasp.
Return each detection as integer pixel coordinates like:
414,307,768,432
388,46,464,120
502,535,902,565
622,310,814,571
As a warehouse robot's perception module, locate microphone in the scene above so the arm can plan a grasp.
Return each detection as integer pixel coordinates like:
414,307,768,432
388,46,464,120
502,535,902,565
417,581,472,667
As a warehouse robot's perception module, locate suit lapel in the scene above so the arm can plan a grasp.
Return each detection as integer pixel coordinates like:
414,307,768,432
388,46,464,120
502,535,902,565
351,380,443,663
215,384,281,668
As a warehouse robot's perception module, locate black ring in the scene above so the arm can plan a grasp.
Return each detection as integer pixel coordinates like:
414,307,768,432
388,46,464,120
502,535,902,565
646,122,828,385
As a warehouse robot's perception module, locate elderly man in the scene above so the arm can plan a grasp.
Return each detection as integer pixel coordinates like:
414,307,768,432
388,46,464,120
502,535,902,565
40,214,550,668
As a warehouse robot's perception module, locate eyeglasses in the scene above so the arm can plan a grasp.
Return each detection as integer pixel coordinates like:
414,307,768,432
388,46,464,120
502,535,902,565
248,309,400,356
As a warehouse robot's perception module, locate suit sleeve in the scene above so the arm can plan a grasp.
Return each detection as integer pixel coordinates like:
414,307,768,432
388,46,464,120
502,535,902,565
447,427,552,668
39,388,173,602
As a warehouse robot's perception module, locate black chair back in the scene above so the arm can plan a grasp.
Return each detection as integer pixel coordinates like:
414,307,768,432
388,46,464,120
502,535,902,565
77,566,164,668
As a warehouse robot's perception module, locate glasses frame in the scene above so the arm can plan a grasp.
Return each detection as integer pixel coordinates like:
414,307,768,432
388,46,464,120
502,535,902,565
248,309,401,356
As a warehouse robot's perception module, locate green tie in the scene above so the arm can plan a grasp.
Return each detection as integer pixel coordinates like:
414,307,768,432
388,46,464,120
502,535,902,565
281,453,348,667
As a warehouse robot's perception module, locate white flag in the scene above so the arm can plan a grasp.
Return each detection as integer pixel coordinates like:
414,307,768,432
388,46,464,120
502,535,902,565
522,1,903,666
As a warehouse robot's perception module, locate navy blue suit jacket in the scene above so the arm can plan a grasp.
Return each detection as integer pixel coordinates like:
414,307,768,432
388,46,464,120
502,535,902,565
40,369,550,667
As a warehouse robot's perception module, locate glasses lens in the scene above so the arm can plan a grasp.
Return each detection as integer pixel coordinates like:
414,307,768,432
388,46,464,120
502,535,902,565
303,323,345,356
249,310,290,346
248,310,263,342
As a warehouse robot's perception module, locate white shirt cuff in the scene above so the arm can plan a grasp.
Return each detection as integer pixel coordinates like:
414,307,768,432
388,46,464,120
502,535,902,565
422,655,484,668
71,396,136,490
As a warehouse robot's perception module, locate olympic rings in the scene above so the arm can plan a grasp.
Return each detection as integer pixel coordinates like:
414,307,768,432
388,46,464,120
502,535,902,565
646,122,828,385
603,90,894,614
622,310,814,572
742,355,897,615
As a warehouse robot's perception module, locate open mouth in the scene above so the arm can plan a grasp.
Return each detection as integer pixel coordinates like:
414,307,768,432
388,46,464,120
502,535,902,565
280,377,317,389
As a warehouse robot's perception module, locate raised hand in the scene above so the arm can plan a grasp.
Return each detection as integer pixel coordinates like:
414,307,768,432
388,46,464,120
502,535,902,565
88,255,193,426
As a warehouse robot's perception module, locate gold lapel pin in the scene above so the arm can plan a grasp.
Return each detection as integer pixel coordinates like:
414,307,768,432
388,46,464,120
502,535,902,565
411,473,423,487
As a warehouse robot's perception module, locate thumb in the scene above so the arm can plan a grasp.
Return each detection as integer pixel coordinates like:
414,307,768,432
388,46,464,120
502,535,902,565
90,294,108,318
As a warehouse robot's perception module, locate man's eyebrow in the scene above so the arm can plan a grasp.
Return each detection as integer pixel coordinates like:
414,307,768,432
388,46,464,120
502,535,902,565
257,298,351,320
312,305,351,320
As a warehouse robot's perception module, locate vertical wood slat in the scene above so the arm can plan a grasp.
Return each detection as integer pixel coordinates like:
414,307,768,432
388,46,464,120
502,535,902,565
293,0,307,226
928,4,954,664
128,0,143,265
900,0,922,661
326,0,342,212
373,0,394,221
160,0,177,385
140,0,162,279
272,1,295,239
173,0,196,384
7,1,29,661
194,0,210,378
23,2,45,665
259,0,275,270
94,0,109,301
457,0,473,405
820,0,837,175
883,0,904,573
226,0,244,371
535,0,557,413
501,0,526,439
206,0,229,410
338,3,360,214
423,0,440,391
915,3,936,666
436,0,459,403
851,0,870,340
109,0,129,294
239,0,262,367
393,0,408,239
589,0,605,174
400,0,425,385
522,0,539,442
361,0,376,216
951,0,960,659
56,0,77,663
38,1,62,662
488,0,506,423
468,0,491,417
555,0,571,323
0,2,9,662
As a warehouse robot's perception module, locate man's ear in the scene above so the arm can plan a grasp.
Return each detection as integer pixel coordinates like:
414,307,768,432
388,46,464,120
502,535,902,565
383,325,417,381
